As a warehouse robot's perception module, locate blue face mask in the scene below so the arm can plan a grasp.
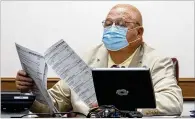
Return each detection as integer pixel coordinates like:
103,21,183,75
102,26,129,51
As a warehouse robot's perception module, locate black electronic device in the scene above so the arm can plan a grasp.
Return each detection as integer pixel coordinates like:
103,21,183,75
87,105,143,118
92,68,156,113
1,91,36,112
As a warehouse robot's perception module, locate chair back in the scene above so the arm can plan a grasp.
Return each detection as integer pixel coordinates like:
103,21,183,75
171,58,179,84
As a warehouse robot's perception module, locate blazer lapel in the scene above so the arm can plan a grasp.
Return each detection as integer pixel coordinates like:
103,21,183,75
128,43,144,67
91,45,109,68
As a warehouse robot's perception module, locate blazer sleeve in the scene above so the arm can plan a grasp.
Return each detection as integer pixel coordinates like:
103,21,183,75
141,57,183,116
29,80,72,114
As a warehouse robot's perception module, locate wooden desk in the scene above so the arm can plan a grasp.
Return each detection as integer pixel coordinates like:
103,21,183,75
178,78,195,101
1,77,195,101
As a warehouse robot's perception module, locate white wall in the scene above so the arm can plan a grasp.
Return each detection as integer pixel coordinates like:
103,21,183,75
1,1,194,78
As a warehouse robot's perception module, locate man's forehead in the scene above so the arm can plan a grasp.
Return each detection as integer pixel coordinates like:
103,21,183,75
106,8,134,21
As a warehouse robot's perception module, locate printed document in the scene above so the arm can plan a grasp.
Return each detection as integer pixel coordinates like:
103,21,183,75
44,39,97,106
15,43,58,114
15,39,97,113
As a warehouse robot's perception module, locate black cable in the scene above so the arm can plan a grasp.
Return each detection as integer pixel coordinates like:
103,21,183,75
87,105,120,118
87,105,144,118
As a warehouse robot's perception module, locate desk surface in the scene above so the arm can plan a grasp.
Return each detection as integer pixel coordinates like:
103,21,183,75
181,101,194,117
1,110,30,118
1,101,194,118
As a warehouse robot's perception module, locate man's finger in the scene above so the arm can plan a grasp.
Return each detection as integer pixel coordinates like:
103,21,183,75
89,103,99,109
18,70,27,76
17,85,30,91
16,75,33,82
16,80,33,86
91,103,98,108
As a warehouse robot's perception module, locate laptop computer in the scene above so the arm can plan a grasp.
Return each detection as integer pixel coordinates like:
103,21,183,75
92,67,156,111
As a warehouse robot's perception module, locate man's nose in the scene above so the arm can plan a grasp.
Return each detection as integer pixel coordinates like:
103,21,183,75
113,22,116,26
109,23,117,31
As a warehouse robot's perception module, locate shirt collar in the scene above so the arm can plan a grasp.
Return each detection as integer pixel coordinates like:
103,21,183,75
108,47,139,68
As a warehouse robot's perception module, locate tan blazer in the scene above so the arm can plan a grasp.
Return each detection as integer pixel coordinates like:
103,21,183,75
30,42,183,116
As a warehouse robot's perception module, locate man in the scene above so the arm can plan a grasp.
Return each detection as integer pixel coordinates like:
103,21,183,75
15,4,183,116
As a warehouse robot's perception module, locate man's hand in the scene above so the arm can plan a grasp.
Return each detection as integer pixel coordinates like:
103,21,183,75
91,103,98,108
89,103,99,112
15,70,34,92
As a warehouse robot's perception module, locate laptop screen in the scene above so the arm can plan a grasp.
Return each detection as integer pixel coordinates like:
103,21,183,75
92,68,156,111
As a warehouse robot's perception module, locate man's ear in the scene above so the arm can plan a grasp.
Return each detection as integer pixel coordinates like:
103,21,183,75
137,27,144,38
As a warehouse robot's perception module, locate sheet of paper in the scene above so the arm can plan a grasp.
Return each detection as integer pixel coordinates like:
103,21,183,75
43,64,48,89
44,39,97,106
15,43,58,114
31,85,47,104
31,64,48,104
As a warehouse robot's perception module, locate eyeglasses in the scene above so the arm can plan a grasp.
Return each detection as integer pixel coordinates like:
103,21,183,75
102,18,140,28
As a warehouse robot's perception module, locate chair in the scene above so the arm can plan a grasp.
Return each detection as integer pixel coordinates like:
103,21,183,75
171,58,179,84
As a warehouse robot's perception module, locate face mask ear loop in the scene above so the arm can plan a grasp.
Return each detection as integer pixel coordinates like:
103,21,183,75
129,37,141,46
127,25,142,41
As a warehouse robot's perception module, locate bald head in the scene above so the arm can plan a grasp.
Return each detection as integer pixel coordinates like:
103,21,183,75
103,4,144,64
107,4,143,26
104,4,144,55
